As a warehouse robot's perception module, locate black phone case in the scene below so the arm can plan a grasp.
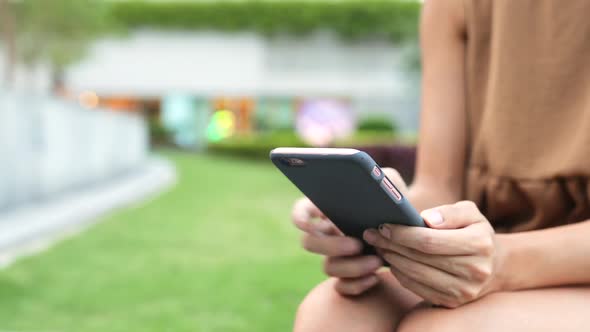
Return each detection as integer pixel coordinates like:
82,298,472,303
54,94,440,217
270,148,425,256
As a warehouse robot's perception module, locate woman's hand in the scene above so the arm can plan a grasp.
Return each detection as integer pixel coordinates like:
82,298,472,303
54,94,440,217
363,201,506,308
292,197,383,295
292,168,407,296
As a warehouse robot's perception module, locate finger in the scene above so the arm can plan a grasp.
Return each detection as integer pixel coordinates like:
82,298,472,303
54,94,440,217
292,197,323,230
324,255,383,278
382,167,408,194
365,225,480,255
333,275,379,296
390,266,455,307
292,198,332,234
306,219,340,237
377,238,494,281
422,201,486,229
373,238,464,277
301,233,363,257
383,251,461,297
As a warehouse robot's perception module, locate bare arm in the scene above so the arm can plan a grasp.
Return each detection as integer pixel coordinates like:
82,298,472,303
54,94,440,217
406,0,590,292
415,0,590,291
407,0,468,211
364,1,590,306
498,221,590,290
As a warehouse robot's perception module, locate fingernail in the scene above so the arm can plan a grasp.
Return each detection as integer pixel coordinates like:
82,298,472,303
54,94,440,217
422,209,444,225
378,224,391,239
363,229,378,243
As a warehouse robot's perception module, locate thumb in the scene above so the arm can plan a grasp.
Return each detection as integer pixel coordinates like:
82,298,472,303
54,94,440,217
421,201,485,229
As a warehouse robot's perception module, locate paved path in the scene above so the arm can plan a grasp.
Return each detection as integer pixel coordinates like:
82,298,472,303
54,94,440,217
0,158,176,268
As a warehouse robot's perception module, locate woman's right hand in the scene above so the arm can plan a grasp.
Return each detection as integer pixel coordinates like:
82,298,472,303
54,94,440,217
292,197,384,295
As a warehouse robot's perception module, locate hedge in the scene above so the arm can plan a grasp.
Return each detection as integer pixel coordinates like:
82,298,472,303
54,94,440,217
110,0,421,44
206,132,417,181
358,116,398,133
206,130,400,159
207,132,309,160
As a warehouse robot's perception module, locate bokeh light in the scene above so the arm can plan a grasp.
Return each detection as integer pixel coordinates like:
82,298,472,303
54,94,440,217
207,110,236,142
296,99,355,147
162,94,204,148
78,91,99,109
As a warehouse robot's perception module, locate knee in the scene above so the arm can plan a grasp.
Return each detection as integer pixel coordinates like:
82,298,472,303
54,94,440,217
397,305,470,332
294,278,347,332
294,276,398,332
294,278,334,331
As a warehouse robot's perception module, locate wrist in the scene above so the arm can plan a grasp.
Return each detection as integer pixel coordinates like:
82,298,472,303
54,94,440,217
491,233,517,292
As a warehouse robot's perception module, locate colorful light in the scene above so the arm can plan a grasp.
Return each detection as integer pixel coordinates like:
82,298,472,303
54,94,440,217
207,110,236,141
296,99,355,147
162,94,208,149
78,91,99,109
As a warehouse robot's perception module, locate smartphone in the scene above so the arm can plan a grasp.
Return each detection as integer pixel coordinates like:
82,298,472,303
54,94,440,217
270,147,425,256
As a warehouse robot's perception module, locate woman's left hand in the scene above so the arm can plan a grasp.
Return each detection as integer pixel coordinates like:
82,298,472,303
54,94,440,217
364,201,505,308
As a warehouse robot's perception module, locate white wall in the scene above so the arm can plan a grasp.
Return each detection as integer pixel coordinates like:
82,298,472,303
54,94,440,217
0,92,148,212
66,30,410,97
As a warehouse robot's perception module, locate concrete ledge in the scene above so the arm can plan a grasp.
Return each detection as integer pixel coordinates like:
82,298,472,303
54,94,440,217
0,157,176,268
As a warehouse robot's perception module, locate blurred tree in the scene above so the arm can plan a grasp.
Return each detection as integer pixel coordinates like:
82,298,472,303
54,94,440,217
111,0,420,44
110,0,421,72
16,0,112,93
0,0,17,87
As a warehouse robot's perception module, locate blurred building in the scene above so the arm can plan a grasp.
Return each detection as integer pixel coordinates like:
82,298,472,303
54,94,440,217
63,31,420,139
1,30,420,148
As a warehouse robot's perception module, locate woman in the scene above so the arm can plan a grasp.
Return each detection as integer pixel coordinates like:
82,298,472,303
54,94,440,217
292,0,590,331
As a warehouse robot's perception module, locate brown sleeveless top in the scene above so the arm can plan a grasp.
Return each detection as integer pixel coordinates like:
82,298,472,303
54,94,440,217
464,0,590,232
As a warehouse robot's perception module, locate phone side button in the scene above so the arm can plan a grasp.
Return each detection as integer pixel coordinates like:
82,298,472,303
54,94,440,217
382,178,402,201
372,166,382,177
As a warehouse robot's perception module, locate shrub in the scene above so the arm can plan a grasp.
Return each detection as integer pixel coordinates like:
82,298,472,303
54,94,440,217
207,132,417,182
148,117,173,146
358,116,397,133
110,0,421,44
206,130,404,159
207,132,309,159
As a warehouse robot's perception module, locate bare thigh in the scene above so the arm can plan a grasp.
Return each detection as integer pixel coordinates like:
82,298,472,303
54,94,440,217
399,286,590,332
294,269,422,332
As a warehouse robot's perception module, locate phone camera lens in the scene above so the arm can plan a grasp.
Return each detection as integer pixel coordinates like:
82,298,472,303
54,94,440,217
279,157,306,167
289,158,305,166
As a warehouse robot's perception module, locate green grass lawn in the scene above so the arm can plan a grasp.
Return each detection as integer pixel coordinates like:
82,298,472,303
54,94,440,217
0,151,324,332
